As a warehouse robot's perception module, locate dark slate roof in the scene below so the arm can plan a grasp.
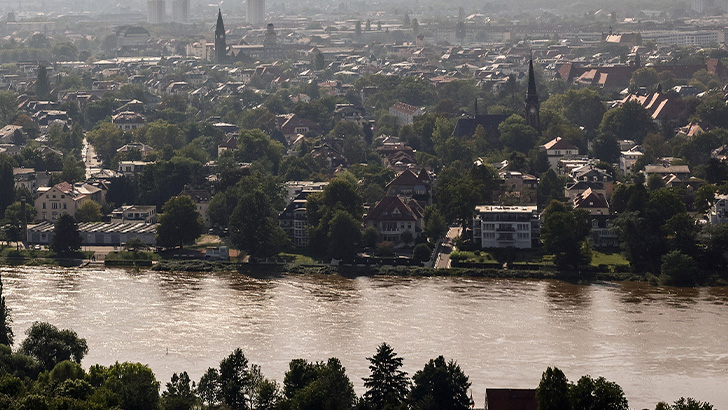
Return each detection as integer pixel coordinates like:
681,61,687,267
452,114,510,138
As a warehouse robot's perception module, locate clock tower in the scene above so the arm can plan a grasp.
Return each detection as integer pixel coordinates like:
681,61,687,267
525,59,540,134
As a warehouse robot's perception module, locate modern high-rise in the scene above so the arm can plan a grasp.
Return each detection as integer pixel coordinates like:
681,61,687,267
247,0,265,24
172,0,189,23
147,0,165,24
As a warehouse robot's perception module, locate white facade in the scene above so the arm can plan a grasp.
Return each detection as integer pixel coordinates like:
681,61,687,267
473,205,539,249
620,149,644,174
709,194,728,225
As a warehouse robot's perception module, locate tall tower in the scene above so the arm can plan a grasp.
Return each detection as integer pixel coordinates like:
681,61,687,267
172,0,189,23
525,59,540,134
147,0,165,24
215,9,227,64
247,0,265,25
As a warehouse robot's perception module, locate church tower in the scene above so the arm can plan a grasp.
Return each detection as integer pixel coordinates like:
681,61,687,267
525,59,540,134
215,9,227,64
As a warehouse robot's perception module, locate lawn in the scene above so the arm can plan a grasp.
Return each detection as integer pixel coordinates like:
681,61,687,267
590,251,630,267
278,251,321,265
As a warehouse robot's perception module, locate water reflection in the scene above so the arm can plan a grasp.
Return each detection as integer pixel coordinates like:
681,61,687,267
544,280,591,310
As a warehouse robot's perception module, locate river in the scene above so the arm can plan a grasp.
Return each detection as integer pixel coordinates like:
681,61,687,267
2,266,727,409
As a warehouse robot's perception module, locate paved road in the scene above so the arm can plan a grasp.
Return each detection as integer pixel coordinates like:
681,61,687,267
434,226,462,269
83,138,103,179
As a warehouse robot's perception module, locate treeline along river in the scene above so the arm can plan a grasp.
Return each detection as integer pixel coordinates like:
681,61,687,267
3,267,727,409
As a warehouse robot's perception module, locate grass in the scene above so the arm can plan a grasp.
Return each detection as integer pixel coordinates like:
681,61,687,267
278,252,318,265
590,251,630,267
106,251,160,261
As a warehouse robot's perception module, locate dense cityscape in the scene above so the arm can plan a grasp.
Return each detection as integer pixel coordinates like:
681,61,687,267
0,0,726,408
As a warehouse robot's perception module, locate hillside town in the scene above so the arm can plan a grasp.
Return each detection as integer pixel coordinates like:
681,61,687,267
0,1,727,410
0,0,725,282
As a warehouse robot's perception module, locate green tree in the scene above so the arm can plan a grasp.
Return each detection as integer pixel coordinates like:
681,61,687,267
660,250,699,286
229,189,288,260
236,129,285,173
569,375,628,410
599,101,657,144
90,361,160,410
219,348,251,410
541,200,591,270
409,355,472,410
75,200,102,222
423,205,447,240
536,367,571,410
0,91,17,127
50,214,82,256
657,397,715,410
0,155,15,217
19,322,88,371
541,88,605,132
61,157,86,184
498,114,537,153
284,358,356,410
363,342,410,410
156,196,204,249
0,274,12,346
36,65,50,100
629,67,659,91
86,122,128,164
328,210,362,261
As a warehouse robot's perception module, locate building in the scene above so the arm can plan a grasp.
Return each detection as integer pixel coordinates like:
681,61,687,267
485,388,537,410
147,0,165,24
279,191,315,247
542,137,579,170
364,196,424,243
111,205,158,224
179,187,212,228
118,161,153,177
13,168,36,193
172,0,190,23
112,111,146,130
385,168,432,205
389,101,424,125
709,194,728,225
525,59,540,133
28,221,158,247
215,9,227,64
117,142,155,158
247,0,265,24
34,182,90,221
620,148,643,174
472,205,539,249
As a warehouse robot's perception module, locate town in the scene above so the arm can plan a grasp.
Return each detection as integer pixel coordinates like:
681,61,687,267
0,0,725,408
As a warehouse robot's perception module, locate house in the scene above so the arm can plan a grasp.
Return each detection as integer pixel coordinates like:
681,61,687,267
118,160,153,177
498,171,538,205
283,181,328,202
217,136,238,157
279,191,316,247
570,165,614,198
277,114,322,144
385,168,432,205
13,168,36,193
179,187,212,228
542,137,578,169
117,142,155,158
472,205,539,249
709,194,728,225
112,111,146,130
388,101,424,125
364,196,424,243
34,182,90,221
643,164,691,181
485,388,537,410
110,205,158,224
620,148,643,174
573,187,610,216
0,125,24,144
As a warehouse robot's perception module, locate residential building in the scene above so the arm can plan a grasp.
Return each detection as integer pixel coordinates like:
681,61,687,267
620,148,643,174
34,182,90,221
542,137,579,169
643,164,691,181
118,161,153,177
364,196,424,243
117,142,155,158
283,181,328,202
111,205,158,224
472,205,539,249
709,194,728,225
389,101,424,125
279,191,315,247
112,111,146,130
385,168,432,205
573,187,609,216
13,168,36,193
179,187,212,228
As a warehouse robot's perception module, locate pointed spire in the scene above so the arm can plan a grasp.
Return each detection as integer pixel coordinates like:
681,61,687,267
527,59,538,103
216,8,225,34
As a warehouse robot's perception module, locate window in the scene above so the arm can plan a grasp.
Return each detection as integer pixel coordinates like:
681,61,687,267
42,203,46,209
63,203,67,209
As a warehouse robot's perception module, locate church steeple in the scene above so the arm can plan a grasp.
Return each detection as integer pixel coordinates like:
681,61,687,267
215,9,227,64
525,58,540,134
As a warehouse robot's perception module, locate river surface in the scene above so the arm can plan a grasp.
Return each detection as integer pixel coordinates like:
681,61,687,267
3,266,727,409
